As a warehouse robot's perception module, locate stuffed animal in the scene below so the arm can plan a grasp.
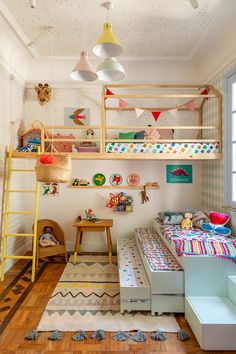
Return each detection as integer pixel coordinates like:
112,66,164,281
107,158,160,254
181,212,193,230
34,83,52,106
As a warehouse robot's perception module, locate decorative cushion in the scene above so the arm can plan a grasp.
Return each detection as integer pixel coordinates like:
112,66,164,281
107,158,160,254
119,132,136,140
158,211,184,225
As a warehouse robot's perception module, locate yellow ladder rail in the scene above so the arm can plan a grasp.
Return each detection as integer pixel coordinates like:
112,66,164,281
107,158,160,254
1,145,40,282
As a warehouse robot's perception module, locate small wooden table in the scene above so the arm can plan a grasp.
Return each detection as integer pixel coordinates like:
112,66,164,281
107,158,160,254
73,219,113,264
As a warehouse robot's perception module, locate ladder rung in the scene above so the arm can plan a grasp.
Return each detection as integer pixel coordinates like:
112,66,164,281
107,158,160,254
9,190,36,193
10,169,35,172
7,233,35,237
4,255,33,260
7,211,34,215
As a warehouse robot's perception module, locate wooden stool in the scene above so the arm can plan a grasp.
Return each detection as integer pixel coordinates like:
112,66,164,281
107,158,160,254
73,219,113,264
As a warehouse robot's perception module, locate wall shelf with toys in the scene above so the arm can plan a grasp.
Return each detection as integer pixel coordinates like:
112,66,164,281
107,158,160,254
70,185,159,189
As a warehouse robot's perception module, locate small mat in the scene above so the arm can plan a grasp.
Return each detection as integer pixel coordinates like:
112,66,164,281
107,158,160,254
37,255,179,332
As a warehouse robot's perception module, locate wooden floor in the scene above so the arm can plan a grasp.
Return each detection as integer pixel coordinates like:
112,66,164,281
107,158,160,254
0,258,235,354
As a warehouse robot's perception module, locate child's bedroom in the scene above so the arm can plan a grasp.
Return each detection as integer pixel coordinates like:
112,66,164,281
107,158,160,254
0,0,236,353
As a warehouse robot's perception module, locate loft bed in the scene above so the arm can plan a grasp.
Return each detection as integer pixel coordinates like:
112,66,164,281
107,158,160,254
12,84,222,160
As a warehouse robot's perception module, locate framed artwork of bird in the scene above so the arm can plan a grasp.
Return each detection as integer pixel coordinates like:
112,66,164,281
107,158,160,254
64,107,90,126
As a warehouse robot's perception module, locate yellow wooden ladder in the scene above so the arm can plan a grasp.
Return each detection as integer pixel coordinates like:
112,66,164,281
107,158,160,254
1,146,39,282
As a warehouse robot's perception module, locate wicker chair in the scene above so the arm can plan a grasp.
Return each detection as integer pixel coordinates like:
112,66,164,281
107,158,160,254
34,219,67,268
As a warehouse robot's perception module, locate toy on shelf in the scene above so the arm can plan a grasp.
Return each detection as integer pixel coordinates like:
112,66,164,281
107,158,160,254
85,209,100,222
18,125,41,152
109,173,123,186
93,173,106,186
72,179,90,186
145,182,159,188
34,83,52,106
201,211,231,236
141,185,149,204
127,173,140,186
106,192,133,212
181,212,193,230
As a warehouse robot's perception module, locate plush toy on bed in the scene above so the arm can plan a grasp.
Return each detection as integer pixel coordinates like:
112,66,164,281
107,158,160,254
181,212,193,230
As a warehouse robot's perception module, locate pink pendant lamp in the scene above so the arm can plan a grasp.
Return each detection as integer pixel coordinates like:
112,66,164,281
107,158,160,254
70,51,98,82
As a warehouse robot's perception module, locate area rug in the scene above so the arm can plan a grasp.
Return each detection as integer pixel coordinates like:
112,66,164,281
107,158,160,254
37,255,179,332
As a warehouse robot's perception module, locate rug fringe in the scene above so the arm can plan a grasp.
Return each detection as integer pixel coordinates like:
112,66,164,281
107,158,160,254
24,329,39,341
129,329,146,342
72,330,87,341
151,330,167,341
48,330,62,341
91,329,105,340
177,329,190,341
112,330,129,341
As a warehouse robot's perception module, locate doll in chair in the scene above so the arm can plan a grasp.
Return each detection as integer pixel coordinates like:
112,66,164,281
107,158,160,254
39,226,59,247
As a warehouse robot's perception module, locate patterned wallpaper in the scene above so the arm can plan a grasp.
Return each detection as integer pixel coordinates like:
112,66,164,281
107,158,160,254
202,58,236,233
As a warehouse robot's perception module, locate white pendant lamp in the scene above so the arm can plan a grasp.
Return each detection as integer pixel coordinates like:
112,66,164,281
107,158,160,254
97,57,126,82
70,51,98,82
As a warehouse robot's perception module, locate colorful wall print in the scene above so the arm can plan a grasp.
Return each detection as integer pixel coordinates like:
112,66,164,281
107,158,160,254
41,182,60,196
166,165,193,184
64,107,90,126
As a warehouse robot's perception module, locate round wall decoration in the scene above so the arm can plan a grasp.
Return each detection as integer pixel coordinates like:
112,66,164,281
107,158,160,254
93,173,106,186
127,173,140,186
109,173,123,186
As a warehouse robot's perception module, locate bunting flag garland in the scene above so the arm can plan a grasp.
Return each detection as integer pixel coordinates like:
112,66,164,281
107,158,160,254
135,108,145,119
151,111,161,121
119,99,128,108
104,88,210,121
200,88,209,100
169,108,178,118
105,88,114,96
184,99,195,112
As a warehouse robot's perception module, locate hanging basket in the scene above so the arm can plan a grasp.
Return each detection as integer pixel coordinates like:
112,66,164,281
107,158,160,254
35,154,72,183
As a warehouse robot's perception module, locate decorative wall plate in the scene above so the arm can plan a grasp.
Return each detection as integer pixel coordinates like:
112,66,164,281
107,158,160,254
109,173,123,186
93,173,106,186
127,173,140,186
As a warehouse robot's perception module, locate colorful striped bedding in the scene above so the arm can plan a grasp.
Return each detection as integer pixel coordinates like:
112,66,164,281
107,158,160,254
157,221,236,263
106,142,220,154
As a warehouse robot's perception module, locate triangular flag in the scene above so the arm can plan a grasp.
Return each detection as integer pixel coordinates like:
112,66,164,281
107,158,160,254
151,111,161,122
200,88,209,100
105,88,114,96
135,108,145,118
119,99,127,108
184,99,195,112
169,108,178,118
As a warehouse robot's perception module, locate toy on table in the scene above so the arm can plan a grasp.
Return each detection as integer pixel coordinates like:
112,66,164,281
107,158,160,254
181,212,193,230
39,226,59,247
201,211,231,236
85,209,100,222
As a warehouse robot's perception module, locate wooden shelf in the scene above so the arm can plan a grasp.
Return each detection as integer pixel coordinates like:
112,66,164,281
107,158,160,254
10,152,222,160
70,185,159,189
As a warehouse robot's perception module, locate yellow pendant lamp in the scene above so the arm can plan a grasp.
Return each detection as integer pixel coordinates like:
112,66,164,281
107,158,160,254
93,1,123,58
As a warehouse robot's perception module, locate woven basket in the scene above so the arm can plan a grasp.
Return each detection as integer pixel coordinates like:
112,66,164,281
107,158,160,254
35,154,72,183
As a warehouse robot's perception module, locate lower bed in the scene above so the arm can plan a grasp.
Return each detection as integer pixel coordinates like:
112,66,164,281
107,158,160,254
106,142,220,154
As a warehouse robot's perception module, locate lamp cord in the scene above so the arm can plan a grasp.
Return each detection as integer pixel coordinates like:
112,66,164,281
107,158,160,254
49,26,54,151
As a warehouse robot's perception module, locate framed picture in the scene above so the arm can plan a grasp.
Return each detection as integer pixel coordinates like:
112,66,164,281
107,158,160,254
166,164,192,184
41,182,60,196
64,107,90,126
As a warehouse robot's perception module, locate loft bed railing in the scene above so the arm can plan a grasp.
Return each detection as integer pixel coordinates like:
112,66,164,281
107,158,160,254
11,84,222,160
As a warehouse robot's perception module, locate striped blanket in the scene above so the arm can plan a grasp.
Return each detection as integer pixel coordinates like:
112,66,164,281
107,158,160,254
173,239,236,262
157,222,236,263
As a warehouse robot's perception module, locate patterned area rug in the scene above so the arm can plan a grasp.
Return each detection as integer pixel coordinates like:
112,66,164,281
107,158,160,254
37,255,179,332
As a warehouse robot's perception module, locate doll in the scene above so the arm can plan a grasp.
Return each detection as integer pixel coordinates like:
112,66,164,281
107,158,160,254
181,212,193,230
39,226,59,247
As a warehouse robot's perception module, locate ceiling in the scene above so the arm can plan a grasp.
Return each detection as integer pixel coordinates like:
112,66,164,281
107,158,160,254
2,0,228,58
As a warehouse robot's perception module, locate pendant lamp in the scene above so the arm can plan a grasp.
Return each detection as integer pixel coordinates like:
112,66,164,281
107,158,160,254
97,57,126,82
93,22,123,58
70,51,98,82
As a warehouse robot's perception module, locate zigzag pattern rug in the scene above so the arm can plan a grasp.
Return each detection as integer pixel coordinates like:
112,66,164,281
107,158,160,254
37,255,179,332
